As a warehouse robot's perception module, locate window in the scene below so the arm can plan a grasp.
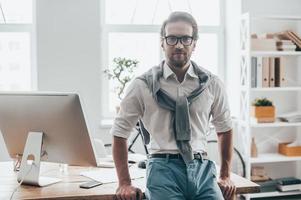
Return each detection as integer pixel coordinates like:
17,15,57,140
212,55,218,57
0,0,35,91
101,0,225,117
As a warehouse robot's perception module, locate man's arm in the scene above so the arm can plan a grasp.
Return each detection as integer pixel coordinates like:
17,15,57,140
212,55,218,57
217,129,233,178
113,136,131,186
217,129,236,200
113,136,143,200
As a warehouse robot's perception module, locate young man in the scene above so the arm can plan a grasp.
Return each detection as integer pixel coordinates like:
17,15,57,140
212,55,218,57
111,11,236,200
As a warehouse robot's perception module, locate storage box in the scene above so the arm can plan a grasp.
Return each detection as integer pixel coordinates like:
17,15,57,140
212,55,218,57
279,143,301,156
251,106,275,123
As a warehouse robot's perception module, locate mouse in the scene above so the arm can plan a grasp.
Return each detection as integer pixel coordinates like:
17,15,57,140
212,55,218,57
138,160,146,169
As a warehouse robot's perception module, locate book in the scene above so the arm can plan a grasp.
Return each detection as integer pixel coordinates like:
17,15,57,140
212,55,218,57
276,177,301,192
275,30,301,48
274,57,285,87
256,57,263,87
251,57,257,87
277,177,301,185
262,57,270,87
278,112,301,123
276,40,295,46
277,183,301,192
255,180,278,193
269,58,275,87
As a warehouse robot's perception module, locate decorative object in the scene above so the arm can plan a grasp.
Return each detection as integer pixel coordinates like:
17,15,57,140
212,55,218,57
251,98,275,123
251,166,270,182
103,57,139,113
251,137,258,158
279,142,301,156
103,57,139,100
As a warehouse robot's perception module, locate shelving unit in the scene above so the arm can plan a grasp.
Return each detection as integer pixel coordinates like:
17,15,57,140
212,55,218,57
239,13,301,199
251,153,301,164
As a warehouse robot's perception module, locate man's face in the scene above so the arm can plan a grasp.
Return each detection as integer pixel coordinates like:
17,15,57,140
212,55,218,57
161,21,196,68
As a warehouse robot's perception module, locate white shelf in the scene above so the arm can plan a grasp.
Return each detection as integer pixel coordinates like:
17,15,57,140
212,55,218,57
251,153,301,164
251,51,301,56
250,121,301,128
248,190,301,198
251,87,301,92
251,15,301,21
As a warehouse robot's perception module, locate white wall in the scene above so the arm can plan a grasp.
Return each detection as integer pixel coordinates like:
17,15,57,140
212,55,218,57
36,0,108,144
225,0,242,118
242,0,301,15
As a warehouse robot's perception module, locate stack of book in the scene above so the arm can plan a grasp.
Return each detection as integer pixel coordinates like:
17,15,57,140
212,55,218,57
276,177,301,192
278,112,301,123
276,40,297,51
251,38,277,51
256,177,301,193
275,30,301,50
251,30,301,51
251,57,285,88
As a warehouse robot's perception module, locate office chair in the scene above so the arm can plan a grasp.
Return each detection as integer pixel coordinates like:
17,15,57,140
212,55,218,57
207,140,246,178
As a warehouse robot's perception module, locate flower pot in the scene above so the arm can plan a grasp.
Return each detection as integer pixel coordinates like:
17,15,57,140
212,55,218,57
251,106,275,123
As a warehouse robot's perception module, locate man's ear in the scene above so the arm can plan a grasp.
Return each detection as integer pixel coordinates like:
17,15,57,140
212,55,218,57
192,41,196,51
160,39,165,50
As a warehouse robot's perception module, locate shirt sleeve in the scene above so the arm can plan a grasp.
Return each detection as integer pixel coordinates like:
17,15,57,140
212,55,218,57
110,79,145,139
210,77,232,133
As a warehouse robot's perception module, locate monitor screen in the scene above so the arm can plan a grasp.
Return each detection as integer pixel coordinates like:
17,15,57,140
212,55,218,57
0,92,97,166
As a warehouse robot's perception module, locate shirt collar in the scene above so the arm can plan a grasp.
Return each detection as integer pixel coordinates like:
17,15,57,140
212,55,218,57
163,61,198,80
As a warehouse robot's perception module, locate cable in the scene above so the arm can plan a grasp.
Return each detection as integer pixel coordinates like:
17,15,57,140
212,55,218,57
9,164,34,200
0,2,6,24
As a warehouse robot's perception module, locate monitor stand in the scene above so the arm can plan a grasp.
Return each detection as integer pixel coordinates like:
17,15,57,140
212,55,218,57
17,132,62,187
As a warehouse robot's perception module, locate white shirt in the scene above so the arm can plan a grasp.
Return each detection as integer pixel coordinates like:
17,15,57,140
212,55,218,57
110,62,232,154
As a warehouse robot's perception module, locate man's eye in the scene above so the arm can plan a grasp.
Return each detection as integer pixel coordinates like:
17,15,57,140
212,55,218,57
168,37,177,41
182,37,191,42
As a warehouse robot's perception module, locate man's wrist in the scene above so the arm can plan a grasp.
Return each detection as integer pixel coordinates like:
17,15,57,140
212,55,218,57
219,170,230,179
119,179,132,186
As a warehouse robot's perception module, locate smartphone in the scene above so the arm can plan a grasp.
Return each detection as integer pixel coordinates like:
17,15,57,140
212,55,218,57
79,180,103,189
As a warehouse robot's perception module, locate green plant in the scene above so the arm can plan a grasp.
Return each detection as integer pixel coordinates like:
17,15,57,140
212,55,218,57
252,98,273,107
103,57,139,100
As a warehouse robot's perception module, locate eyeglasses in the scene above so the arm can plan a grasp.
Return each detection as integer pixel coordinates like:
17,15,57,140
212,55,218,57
164,35,194,46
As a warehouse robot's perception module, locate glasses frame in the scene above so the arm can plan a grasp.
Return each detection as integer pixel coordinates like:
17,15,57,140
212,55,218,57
163,35,194,46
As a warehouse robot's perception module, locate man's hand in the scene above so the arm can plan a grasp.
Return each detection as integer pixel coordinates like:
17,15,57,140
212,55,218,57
218,177,236,200
115,184,143,200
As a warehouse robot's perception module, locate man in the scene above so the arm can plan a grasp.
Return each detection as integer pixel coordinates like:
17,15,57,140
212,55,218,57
111,11,236,200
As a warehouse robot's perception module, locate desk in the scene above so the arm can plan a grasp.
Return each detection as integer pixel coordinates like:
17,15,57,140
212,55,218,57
0,161,260,200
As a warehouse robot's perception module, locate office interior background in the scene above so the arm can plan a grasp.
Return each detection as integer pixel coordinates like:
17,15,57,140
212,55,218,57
0,0,301,199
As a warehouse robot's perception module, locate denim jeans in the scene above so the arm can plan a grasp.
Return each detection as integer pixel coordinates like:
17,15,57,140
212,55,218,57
145,157,224,200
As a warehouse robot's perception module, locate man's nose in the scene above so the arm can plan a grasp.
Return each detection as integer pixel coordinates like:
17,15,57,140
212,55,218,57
175,40,184,49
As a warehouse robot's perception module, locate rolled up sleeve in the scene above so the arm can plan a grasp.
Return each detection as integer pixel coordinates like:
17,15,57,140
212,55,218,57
210,77,232,133
110,79,145,139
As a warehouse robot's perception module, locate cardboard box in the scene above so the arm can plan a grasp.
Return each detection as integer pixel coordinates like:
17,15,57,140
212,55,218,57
279,143,301,156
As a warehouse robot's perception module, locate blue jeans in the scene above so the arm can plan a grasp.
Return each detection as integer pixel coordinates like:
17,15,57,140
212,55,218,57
145,157,224,200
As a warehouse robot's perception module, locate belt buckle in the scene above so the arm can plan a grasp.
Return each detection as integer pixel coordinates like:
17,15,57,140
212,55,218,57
194,153,202,160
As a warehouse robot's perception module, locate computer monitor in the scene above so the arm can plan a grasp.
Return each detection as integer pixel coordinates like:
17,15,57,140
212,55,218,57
0,92,97,186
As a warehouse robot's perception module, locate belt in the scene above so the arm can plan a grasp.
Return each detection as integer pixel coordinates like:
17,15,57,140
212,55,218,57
148,152,208,160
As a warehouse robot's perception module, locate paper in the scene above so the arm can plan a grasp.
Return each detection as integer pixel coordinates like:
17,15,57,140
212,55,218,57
287,141,300,147
80,166,145,184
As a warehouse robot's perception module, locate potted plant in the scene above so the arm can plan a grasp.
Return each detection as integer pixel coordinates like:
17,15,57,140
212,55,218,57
251,98,275,123
103,57,139,112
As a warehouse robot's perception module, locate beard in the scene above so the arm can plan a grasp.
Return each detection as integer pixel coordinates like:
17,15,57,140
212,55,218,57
168,51,190,68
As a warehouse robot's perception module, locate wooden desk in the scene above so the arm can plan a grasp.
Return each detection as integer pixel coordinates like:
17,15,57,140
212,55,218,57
0,161,260,200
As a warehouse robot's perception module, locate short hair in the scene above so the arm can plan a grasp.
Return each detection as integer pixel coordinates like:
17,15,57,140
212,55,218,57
160,11,199,40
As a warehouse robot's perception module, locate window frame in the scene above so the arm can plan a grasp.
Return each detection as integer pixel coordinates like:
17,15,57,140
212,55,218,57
0,0,37,91
100,0,225,119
